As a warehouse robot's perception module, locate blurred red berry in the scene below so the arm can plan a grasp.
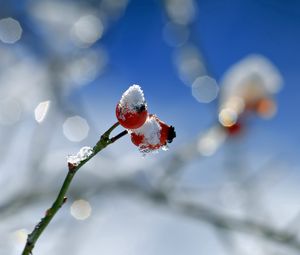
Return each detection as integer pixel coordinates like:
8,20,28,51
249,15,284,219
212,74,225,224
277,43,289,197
255,98,276,119
225,122,242,136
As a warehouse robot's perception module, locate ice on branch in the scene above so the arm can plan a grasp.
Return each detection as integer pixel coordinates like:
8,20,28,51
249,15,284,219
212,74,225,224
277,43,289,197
119,84,146,112
67,146,93,166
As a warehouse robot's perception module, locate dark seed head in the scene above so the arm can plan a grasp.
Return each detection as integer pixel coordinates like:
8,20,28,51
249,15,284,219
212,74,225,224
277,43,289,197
167,126,176,143
134,104,146,113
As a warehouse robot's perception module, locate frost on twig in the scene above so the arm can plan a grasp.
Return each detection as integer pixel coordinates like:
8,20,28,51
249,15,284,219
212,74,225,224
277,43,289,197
67,146,93,167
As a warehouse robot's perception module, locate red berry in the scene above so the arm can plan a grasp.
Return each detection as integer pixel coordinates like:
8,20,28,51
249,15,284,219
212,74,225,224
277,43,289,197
155,117,176,144
116,103,148,129
116,85,148,129
130,115,176,152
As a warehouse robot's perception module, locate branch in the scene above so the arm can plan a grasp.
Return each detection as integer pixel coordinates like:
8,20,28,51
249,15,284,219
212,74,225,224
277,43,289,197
2,171,300,252
21,122,127,255
143,189,300,251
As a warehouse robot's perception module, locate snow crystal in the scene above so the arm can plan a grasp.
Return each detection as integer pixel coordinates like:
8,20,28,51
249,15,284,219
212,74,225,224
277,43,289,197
77,146,93,159
134,115,161,146
119,84,146,112
67,146,93,166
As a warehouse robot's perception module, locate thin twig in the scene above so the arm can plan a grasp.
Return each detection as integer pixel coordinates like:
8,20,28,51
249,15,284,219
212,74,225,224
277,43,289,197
160,196,300,251
22,122,126,255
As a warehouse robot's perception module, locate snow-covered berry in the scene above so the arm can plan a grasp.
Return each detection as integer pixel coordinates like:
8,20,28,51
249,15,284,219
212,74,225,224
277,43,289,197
116,85,148,129
131,115,176,153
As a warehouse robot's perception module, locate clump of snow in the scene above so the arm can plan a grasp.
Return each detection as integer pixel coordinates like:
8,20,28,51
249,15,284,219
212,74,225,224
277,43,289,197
67,155,81,166
119,84,146,112
161,145,169,151
67,146,93,166
133,115,161,146
77,146,93,159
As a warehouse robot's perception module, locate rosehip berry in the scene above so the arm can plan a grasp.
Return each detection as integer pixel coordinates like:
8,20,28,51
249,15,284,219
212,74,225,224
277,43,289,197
224,121,243,136
255,98,276,119
155,116,176,144
131,115,176,152
116,104,148,129
116,85,148,129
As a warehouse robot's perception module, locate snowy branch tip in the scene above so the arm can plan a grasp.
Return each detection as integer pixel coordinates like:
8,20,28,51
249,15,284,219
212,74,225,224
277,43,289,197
67,146,93,167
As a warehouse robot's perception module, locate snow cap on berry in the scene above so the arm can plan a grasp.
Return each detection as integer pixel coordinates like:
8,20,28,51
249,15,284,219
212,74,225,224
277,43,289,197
116,84,148,129
119,84,146,112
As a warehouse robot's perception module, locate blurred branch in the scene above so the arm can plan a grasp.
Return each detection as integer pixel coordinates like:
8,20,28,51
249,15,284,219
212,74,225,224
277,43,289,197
90,176,300,252
1,165,299,253
141,189,300,252
62,175,300,251
213,228,239,255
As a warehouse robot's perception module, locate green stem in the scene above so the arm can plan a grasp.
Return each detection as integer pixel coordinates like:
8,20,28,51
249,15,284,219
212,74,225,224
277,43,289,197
22,122,127,255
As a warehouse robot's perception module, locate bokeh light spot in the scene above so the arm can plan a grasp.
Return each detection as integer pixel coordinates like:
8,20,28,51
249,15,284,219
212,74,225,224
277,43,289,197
0,18,22,44
66,49,108,86
34,100,51,123
71,15,103,47
174,44,206,86
192,76,219,103
165,0,196,25
63,116,89,142
197,126,227,156
218,108,238,127
162,22,189,47
12,229,28,245
70,199,92,220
